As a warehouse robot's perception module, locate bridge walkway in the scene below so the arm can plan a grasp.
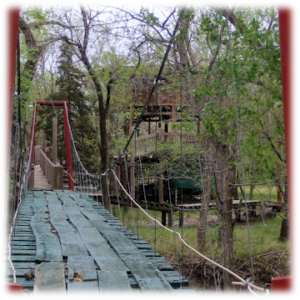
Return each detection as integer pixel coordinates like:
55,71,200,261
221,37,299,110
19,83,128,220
6,189,191,293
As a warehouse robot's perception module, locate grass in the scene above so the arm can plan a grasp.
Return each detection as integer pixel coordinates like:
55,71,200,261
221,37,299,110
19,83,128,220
113,204,289,264
243,185,278,201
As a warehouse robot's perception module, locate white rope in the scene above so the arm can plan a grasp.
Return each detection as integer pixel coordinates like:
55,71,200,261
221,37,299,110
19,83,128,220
111,168,267,294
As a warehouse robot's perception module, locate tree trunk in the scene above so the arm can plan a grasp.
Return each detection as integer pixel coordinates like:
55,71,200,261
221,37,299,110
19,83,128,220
213,140,235,289
276,162,283,203
197,144,213,251
279,175,289,241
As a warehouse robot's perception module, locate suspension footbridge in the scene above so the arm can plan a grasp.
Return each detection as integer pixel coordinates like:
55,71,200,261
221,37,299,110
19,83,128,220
7,189,190,292
6,8,292,294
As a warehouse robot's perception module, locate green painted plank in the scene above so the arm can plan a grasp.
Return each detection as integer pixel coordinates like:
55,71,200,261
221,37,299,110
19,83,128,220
6,277,35,289
80,208,107,221
69,225,129,272
50,223,89,258
10,256,36,262
11,249,36,255
35,262,66,292
97,271,131,292
119,254,173,291
89,219,116,234
30,219,63,262
67,281,99,292
11,241,36,246
96,259,129,272
7,262,37,269
68,256,97,281
104,231,141,255
163,276,189,288
6,267,35,277
48,200,89,258
66,211,94,228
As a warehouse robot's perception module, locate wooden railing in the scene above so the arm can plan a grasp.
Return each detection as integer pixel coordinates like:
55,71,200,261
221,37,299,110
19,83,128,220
135,132,159,155
39,148,63,189
34,145,41,164
134,132,198,155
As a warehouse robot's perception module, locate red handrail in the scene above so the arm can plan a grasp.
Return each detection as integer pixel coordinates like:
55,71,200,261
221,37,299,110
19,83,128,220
271,1,299,297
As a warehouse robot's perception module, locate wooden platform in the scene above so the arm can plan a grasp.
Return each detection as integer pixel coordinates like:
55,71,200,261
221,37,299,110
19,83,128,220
33,165,53,189
89,194,286,213
6,189,191,293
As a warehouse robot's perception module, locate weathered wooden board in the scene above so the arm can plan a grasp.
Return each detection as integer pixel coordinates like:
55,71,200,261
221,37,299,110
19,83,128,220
7,277,35,289
11,236,35,242
11,249,36,255
35,262,66,292
10,255,36,262
11,240,36,246
50,224,89,258
48,201,89,258
72,226,129,272
95,259,130,272
30,220,63,262
89,219,116,234
97,271,131,292
79,207,107,221
7,262,37,269
67,280,99,292
68,256,97,281
6,267,35,277
104,231,141,255
66,211,94,228
119,254,173,291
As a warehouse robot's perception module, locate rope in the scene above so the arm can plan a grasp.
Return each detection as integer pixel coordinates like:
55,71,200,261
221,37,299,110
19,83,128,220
111,168,267,294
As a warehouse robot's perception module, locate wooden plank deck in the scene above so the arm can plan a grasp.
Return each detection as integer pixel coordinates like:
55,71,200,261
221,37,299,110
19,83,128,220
6,189,191,293
33,165,53,189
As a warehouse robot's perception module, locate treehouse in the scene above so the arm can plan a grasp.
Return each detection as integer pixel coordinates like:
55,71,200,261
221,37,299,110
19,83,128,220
121,75,203,207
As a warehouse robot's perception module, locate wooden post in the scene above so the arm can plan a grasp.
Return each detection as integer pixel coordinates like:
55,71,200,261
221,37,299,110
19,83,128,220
162,211,166,226
28,164,35,188
179,211,184,227
41,130,46,152
129,105,133,136
159,172,164,205
172,98,176,124
52,165,63,189
130,154,135,199
52,117,58,165
168,212,173,227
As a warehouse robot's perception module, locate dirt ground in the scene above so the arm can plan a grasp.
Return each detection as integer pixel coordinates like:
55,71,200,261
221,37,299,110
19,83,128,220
174,251,291,292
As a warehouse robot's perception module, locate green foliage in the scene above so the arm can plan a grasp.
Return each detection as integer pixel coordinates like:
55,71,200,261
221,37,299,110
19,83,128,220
37,43,99,170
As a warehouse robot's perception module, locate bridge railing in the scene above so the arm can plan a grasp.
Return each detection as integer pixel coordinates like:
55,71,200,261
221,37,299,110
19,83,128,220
134,132,199,155
34,145,41,164
135,132,159,155
39,148,63,189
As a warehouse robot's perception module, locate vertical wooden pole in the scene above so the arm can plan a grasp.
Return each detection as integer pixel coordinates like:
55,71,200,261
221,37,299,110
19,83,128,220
162,211,166,226
52,117,58,164
168,211,173,227
41,130,46,152
159,172,164,204
63,102,73,190
130,154,135,199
